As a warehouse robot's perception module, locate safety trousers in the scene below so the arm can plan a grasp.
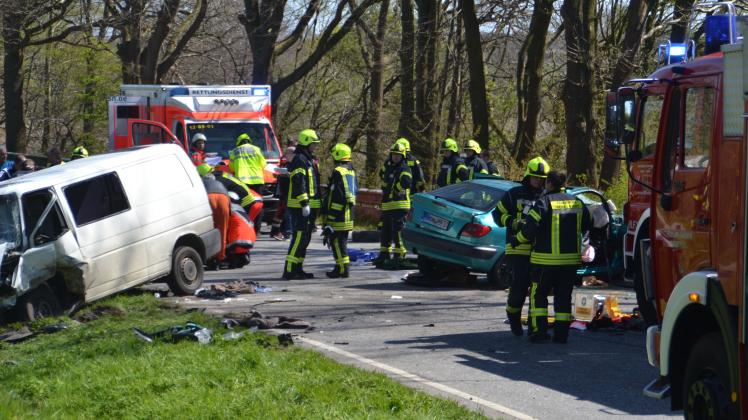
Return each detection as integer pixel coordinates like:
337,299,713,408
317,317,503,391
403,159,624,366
380,209,407,258
331,231,350,274
208,193,231,262
284,208,317,274
529,265,577,342
505,254,532,333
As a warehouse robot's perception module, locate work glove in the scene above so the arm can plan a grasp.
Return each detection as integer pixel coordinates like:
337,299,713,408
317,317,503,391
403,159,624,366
302,205,311,217
321,225,334,249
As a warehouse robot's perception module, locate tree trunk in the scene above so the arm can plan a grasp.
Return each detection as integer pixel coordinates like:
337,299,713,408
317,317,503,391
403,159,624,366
365,0,390,177
599,0,650,189
512,0,554,164
446,14,463,136
243,0,287,84
671,0,694,43
413,0,439,177
398,0,416,138
3,19,26,153
42,41,52,152
459,0,489,150
561,0,598,186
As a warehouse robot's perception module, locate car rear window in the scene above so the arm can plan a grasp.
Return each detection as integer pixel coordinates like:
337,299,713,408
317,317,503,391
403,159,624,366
431,182,506,212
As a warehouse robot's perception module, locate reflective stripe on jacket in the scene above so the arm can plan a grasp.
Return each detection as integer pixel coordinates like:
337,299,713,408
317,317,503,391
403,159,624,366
324,162,357,231
436,155,468,188
518,190,592,265
492,181,543,256
215,171,260,209
287,146,321,208
464,156,489,180
380,159,412,211
229,144,266,186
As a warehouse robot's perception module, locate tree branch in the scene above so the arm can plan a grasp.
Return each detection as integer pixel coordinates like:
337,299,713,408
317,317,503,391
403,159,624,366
157,0,209,79
275,0,321,56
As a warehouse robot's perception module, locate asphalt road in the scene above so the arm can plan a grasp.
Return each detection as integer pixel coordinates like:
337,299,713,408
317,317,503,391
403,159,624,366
166,236,680,420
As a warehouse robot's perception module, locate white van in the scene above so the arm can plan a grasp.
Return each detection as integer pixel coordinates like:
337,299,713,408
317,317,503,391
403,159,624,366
0,144,220,321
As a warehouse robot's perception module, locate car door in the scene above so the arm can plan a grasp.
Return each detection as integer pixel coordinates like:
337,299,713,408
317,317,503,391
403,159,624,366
652,78,716,311
61,172,147,301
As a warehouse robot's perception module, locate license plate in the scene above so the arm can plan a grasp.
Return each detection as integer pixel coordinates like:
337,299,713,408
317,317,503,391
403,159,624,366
422,212,450,230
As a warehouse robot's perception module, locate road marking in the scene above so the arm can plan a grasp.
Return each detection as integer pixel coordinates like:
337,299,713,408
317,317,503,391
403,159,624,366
297,336,537,420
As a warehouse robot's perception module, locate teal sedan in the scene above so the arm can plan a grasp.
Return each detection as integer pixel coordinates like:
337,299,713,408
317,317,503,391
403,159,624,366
402,176,624,288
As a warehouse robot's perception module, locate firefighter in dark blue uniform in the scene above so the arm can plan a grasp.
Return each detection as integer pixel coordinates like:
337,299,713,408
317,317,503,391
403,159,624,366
517,171,592,343
283,129,321,280
493,156,549,335
373,143,412,265
321,143,358,278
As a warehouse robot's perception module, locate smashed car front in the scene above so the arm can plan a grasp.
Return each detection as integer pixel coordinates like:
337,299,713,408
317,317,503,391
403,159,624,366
0,193,24,309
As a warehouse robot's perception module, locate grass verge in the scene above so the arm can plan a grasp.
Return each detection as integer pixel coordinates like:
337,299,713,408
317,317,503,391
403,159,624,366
0,293,484,419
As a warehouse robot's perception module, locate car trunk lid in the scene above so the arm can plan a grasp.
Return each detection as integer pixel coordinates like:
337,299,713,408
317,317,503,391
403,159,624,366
410,193,482,239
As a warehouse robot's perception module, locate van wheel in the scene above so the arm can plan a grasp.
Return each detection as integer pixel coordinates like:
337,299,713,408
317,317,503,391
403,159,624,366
15,284,62,322
167,246,204,295
633,242,657,326
684,333,734,420
487,254,510,289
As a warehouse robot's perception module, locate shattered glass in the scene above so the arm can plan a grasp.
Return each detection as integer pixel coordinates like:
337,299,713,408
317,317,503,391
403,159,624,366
0,195,21,250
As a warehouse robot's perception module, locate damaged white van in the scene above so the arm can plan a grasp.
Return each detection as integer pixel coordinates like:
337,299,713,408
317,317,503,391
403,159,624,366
0,144,221,321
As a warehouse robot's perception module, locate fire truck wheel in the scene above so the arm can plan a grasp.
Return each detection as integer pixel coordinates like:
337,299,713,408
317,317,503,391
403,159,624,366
15,284,62,322
167,246,204,296
684,332,733,420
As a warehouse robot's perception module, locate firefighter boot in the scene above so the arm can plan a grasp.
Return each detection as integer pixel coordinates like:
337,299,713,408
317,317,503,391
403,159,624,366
507,312,524,337
372,252,390,267
326,264,350,279
553,321,570,344
528,316,550,343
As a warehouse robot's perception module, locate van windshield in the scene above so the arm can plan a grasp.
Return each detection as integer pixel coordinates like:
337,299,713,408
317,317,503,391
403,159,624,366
0,195,22,250
187,122,281,160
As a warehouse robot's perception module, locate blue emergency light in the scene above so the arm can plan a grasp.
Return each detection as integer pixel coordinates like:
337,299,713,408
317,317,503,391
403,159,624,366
657,41,693,65
704,14,737,54
251,87,270,97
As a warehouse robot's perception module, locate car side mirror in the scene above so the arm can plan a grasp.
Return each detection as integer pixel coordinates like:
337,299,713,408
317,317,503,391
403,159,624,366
618,87,637,146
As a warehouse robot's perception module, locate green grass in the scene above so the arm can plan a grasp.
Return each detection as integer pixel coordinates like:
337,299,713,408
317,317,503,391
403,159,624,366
0,293,484,419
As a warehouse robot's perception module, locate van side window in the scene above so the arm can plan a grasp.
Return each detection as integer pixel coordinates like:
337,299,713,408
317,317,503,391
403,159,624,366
22,189,66,246
116,106,139,136
682,87,714,169
661,88,681,191
638,95,664,157
64,173,130,226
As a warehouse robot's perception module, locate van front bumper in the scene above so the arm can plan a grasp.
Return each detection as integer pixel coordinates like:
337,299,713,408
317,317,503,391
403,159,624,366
200,228,222,260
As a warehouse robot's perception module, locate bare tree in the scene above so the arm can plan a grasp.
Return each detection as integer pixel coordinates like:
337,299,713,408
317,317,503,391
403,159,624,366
459,0,489,150
104,0,208,84
365,0,391,177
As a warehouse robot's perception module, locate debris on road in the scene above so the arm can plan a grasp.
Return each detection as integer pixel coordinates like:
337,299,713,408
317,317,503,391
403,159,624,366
133,322,212,345
348,249,379,264
74,305,126,323
222,311,311,330
194,280,270,300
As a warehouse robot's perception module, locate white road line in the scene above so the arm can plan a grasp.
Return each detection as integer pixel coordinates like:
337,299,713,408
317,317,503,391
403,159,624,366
297,336,537,420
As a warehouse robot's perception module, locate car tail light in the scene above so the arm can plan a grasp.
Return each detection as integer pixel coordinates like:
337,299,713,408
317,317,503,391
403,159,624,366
461,223,491,238
405,209,413,222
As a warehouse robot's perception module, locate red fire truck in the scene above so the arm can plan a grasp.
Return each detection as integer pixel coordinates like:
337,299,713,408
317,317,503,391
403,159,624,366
107,85,284,221
605,4,746,418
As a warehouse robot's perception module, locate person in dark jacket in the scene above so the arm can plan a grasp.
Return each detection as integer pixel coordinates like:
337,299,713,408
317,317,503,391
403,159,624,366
480,150,501,176
436,138,468,188
321,143,358,278
394,138,425,194
373,143,412,265
492,156,549,336
517,171,592,344
283,129,322,279
463,139,489,180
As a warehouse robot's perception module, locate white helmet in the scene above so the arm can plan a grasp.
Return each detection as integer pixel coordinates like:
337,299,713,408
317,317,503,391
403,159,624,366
191,133,207,145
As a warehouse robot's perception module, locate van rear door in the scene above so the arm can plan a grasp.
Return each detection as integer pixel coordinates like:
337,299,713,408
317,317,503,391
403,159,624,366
108,96,148,150
127,120,186,151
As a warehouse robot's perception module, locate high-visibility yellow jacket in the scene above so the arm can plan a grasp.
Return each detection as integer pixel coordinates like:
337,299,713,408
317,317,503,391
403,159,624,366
492,180,543,256
380,159,412,211
287,147,321,209
229,144,266,186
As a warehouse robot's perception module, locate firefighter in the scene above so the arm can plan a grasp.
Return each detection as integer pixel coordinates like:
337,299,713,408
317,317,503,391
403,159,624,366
283,129,322,280
493,156,549,336
463,140,489,180
71,146,89,160
321,143,358,278
190,133,207,165
373,142,412,266
517,171,592,344
394,138,426,194
481,150,501,176
197,163,231,268
211,166,263,230
270,145,295,240
436,138,468,188
229,133,267,195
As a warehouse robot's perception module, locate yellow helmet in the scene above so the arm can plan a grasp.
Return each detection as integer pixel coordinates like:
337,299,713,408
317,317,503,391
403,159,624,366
331,143,352,161
235,133,252,147
298,129,320,146
390,142,407,157
71,146,89,159
441,138,458,153
197,163,213,177
395,138,411,153
464,139,481,154
524,156,550,178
